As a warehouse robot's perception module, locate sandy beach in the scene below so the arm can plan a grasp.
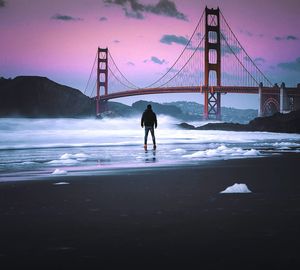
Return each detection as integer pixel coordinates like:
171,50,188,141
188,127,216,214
0,153,300,269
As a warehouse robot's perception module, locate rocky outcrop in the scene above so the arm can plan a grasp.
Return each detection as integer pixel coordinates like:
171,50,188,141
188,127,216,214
178,110,300,134
248,110,300,133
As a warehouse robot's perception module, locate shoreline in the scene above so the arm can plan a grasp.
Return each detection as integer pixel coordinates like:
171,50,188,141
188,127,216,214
0,154,277,183
0,154,300,268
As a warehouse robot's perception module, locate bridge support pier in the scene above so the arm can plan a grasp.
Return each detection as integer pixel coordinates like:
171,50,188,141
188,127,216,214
203,7,221,120
204,90,221,120
96,47,108,117
292,84,300,111
259,83,281,117
258,83,262,117
100,100,108,114
280,83,290,113
288,84,300,112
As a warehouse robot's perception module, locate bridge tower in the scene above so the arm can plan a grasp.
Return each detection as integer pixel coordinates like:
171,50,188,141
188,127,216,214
204,7,221,120
96,47,108,116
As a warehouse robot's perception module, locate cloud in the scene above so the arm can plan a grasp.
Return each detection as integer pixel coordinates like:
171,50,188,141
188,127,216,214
166,67,179,73
275,35,298,41
145,0,187,20
240,30,264,38
160,34,204,51
254,57,266,64
99,16,108,21
287,35,298,40
240,30,253,37
151,56,165,65
0,0,5,7
51,14,83,21
222,45,242,56
104,0,187,21
104,0,145,20
278,57,300,72
160,34,189,45
189,46,204,52
122,5,144,19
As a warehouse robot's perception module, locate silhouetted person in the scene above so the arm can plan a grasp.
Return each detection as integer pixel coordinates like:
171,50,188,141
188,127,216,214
141,104,157,151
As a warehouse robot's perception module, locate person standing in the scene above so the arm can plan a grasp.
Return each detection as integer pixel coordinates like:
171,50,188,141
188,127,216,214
141,104,157,151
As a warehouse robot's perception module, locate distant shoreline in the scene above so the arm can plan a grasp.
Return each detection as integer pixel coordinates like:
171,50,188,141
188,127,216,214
1,76,257,123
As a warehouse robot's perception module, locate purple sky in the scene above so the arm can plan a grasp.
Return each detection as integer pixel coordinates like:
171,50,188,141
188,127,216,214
1,0,299,109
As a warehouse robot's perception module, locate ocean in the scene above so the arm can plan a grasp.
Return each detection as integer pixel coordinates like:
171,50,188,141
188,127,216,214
1,116,300,181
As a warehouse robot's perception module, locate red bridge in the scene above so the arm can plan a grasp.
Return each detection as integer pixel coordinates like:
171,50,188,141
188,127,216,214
84,7,300,119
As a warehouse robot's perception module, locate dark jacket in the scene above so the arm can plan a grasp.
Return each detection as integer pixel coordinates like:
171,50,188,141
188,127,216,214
141,108,157,128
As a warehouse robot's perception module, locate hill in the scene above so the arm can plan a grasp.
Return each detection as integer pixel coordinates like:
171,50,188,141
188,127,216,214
0,76,257,123
132,101,182,116
164,101,257,123
0,76,94,117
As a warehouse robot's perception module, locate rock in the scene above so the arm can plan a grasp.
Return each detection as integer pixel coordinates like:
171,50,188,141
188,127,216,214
178,110,300,134
196,122,249,131
248,110,300,133
177,122,196,129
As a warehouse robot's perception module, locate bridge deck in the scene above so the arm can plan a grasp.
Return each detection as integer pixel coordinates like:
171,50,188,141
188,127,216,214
98,86,300,101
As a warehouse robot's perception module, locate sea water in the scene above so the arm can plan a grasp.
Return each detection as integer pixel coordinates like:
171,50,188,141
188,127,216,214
0,116,300,181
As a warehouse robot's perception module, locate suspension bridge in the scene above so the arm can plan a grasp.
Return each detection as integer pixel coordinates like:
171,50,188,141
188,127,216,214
84,7,300,120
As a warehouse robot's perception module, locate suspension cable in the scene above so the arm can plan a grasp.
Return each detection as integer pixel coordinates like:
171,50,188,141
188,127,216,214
84,51,97,95
144,9,206,89
108,51,140,89
157,34,206,88
220,11,272,86
209,14,259,86
89,80,97,98
220,31,260,86
108,66,137,90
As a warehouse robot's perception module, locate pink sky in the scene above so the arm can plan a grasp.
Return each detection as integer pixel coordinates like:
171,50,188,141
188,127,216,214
0,0,299,109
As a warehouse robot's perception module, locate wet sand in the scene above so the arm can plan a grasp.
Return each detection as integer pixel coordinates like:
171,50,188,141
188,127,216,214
0,154,300,269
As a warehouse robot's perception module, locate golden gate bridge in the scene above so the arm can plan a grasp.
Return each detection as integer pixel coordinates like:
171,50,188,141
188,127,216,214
84,7,300,119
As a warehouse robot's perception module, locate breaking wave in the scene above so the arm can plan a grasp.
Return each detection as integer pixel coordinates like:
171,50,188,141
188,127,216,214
183,145,260,159
0,117,300,181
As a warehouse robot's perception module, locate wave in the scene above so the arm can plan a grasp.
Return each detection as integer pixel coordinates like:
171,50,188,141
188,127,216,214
1,117,300,152
183,145,261,159
0,118,300,182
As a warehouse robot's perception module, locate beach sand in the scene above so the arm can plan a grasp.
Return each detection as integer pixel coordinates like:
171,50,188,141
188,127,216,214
0,154,300,269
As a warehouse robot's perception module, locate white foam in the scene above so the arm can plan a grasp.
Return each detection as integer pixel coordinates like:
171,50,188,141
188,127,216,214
272,142,300,150
20,161,38,165
171,148,187,154
48,159,79,165
220,183,252,193
60,153,73,160
1,117,300,152
183,145,260,159
53,181,70,185
60,153,89,161
73,153,89,159
273,142,300,147
52,169,68,175
243,149,260,156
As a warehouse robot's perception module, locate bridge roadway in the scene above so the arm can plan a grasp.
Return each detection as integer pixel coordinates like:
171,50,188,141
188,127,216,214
98,85,300,101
